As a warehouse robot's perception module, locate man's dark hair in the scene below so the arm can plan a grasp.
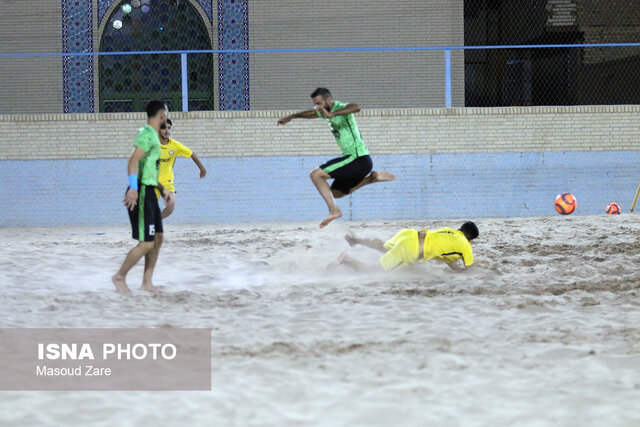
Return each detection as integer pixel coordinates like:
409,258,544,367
310,88,331,99
460,221,479,241
146,100,167,118
166,118,173,126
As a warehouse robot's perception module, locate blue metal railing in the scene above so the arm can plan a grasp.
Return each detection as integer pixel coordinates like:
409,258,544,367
2,42,640,112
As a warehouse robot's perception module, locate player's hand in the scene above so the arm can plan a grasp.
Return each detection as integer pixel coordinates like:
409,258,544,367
199,168,207,178
277,116,292,126
163,190,175,206
314,105,332,119
123,189,138,211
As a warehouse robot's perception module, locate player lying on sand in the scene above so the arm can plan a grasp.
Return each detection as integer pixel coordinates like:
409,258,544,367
334,222,479,272
278,87,395,228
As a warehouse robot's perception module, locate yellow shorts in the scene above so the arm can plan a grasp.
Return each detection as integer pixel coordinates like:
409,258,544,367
154,187,176,199
379,228,420,271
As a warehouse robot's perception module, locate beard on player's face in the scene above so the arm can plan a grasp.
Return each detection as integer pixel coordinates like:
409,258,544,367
312,96,331,111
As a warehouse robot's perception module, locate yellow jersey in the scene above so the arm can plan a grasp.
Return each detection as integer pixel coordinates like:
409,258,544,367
378,227,474,271
422,228,474,267
158,138,193,192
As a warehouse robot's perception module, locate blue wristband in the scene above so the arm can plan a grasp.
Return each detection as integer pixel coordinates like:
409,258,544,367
128,174,138,190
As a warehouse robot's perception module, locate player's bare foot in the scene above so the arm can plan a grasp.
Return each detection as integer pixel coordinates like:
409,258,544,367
370,171,395,183
140,281,161,293
345,234,358,247
320,208,343,228
112,274,132,295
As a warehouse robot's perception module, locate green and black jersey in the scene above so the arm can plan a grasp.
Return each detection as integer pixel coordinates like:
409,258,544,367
317,100,369,159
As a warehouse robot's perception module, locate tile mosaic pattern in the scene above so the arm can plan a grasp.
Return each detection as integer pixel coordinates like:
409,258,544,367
62,0,95,113
217,0,250,110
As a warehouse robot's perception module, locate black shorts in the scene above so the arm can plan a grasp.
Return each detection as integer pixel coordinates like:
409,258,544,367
127,184,163,242
320,155,373,195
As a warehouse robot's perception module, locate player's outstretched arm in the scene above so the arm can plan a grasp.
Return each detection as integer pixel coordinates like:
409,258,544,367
277,109,317,125
191,153,207,178
124,147,146,210
445,260,468,272
319,103,360,119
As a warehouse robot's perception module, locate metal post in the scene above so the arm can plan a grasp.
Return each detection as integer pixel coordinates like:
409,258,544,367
444,50,452,108
181,53,188,112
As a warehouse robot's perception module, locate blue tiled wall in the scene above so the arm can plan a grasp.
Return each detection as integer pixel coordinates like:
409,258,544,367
62,0,94,113
1,151,638,227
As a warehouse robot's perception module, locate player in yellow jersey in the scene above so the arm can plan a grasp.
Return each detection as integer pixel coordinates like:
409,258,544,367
334,221,478,272
156,119,207,218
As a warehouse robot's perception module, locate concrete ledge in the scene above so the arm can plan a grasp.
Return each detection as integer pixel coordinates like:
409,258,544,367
2,104,640,122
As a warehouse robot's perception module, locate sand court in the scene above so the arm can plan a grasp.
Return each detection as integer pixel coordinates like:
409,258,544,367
1,216,639,425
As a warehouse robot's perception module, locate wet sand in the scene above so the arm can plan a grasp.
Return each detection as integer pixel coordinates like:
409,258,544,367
1,216,639,426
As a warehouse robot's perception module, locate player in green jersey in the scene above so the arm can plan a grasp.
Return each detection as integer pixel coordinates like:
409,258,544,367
278,88,395,228
112,100,173,295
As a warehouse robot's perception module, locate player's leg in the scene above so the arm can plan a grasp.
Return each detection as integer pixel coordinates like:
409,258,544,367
113,186,156,294
113,242,155,294
310,166,343,228
345,233,386,253
141,233,163,292
141,188,165,292
345,156,394,195
348,171,396,194
329,251,370,272
161,192,175,219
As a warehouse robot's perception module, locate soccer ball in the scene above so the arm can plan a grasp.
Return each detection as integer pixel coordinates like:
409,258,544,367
606,203,621,215
113,20,123,30
555,193,577,215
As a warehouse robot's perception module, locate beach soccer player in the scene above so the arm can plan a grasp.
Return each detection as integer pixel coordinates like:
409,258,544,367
156,118,207,218
112,100,172,294
277,88,395,228
334,222,479,272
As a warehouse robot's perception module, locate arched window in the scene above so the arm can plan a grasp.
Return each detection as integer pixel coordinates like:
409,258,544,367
99,0,213,112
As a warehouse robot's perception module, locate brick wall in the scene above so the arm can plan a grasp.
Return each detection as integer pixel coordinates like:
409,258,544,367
1,105,638,160
0,105,638,227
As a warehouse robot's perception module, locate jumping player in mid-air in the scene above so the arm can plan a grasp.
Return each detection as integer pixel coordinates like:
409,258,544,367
156,118,207,218
334,221,479,272
277,88,395,228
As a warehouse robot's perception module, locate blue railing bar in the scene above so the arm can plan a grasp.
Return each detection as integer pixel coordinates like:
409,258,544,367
180,53,188,112
444,50,452,108
2,42,640,58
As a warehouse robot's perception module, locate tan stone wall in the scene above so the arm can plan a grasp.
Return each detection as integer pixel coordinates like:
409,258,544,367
0,0,63,114
248,0,465,109
1,105,638,160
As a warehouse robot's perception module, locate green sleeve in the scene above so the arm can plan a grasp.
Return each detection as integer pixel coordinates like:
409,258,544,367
134,130,153,152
